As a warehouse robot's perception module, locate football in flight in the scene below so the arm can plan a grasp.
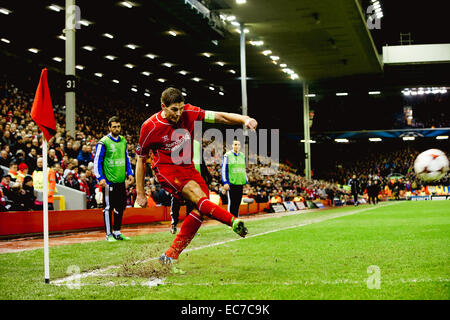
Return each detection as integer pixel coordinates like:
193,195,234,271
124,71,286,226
414,149,449,182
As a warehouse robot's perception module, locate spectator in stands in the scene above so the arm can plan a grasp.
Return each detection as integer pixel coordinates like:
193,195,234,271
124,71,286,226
270,193,283,203
21,176,36,210
31,138,40,151
72,165,79,180
325,185,335,206
144,186,157,207
60,154,69,170
0,187,7,212
78,172,89,194
32,157,57,210
47,149,59,167
63,159,76,179
54,143,64,163
23,139,32,155
71,142,81,160
13,136,25,155
8,182,27,211
1,130,13,149
126,185,137,208
9,123,18,138
17,163,28,184
12,149,26,166
78,172,96,208
0,149,10,167
0,174,13,200
8,162,18,181
64,171,79,190
63,141,74,159
54,164,65,185
25,147,38,174
255,190,269,203
77,144,93,167
85,169,98,208
3,145,12,160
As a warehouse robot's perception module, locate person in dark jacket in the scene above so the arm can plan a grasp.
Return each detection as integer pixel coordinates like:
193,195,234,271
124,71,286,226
8,182,28,211
22,176,36,210
348,174,360,206
64,171,80,190
77,145,93,167
367,180,377,205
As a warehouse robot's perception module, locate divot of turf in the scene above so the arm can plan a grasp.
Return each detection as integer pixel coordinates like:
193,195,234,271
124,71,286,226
118,244,171,279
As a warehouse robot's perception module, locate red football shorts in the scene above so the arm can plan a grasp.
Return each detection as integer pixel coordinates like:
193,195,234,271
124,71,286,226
154,164,209,201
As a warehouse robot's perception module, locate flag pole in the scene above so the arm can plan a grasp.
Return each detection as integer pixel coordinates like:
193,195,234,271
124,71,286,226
30,67,55,284
43,137,50,283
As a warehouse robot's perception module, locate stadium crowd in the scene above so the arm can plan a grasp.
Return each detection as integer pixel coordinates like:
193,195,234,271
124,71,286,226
319,144,450,200
0,80,448,212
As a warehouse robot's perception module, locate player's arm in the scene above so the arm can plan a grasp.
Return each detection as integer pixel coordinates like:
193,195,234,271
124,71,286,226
221,154,230,193
204,110,257,129
125,150,134,183
93,142,107,187
134,121,155,207
135,155,147,207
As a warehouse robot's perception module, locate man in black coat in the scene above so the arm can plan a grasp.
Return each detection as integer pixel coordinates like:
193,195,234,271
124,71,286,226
348,174,360,206
367,180,377,205
7,182,28,211
22,176,36,210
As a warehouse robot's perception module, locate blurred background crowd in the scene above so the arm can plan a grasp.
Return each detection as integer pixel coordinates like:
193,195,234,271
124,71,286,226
0,79,448,212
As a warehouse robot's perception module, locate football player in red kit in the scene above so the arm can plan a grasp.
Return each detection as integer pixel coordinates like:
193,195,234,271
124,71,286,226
135,87,257,264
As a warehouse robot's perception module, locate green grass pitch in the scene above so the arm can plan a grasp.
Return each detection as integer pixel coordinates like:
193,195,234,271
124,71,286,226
0,201,449,300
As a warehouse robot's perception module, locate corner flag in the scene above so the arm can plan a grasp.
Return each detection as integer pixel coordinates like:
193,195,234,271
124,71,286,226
31,68,56,142
31,68,56,284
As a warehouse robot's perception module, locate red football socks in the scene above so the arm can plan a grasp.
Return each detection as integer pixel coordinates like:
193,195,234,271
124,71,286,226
165,198,235,259
197,197,234,226
165,212,202,259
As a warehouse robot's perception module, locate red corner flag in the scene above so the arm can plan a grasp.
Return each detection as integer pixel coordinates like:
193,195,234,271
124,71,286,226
31,68,56,141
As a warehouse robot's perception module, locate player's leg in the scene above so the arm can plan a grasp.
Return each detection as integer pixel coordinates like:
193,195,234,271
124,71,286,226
186,201,194,217
229,185,243,217
102,186,115,241
170,194,181,234
226,188,231,214
182,179,248,237
163,207,203,260
353,192,358,206
112,183,130,240
157,167,247,264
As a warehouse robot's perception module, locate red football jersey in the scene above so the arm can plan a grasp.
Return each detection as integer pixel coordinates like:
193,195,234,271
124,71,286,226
136,104,205,167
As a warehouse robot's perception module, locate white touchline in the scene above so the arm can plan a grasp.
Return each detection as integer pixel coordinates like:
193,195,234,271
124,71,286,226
52,202,399,285
168,277,450,287
55,277,450,288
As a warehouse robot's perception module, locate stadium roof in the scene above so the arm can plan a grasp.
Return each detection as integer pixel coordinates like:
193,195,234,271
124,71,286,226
217,0,383,81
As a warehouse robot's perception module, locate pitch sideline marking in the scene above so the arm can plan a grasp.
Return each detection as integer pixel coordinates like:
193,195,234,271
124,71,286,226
168,277,450,287
52,202,399,286
55,277,450,288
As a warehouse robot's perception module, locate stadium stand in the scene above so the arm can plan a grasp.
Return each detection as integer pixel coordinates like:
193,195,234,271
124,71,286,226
0,76,448,214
